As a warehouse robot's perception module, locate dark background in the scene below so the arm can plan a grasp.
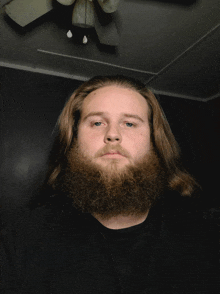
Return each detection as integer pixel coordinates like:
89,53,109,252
1,66,220,220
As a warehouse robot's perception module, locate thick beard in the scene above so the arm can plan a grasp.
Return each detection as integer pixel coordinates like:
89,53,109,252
56,144,167,219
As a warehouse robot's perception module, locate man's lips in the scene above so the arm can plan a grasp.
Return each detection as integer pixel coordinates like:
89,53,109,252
101,151,125,157
95,147,129,159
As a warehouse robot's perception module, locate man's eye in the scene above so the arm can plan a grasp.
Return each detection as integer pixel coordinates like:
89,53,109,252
125,122,134,127
93,122,102,126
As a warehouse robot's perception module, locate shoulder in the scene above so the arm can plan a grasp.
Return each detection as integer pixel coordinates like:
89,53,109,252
155,191,219,265
2,196,94,263
149,192,220,292
156,191,215,234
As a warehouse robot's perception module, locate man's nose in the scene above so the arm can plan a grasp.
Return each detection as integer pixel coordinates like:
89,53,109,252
104,124,122,144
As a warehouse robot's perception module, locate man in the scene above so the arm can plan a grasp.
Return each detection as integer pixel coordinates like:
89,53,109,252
46,77,196,224
2,75,219,293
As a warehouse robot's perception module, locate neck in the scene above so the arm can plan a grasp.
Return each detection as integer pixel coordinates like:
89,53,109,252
93,211,149,230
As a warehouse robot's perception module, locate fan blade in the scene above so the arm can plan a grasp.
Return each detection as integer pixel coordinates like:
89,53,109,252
97,0,120,13
95,17,119,46
56,0,76,5
5,0,53,27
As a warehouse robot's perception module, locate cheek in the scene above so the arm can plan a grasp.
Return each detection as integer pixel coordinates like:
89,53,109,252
127,132,151,156
78,132,102,155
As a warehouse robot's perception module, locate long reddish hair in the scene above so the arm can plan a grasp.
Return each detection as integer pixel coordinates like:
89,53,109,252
47,75,200,196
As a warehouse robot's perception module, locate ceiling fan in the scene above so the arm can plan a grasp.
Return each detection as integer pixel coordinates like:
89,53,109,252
4,0,121,46
4,0,197,46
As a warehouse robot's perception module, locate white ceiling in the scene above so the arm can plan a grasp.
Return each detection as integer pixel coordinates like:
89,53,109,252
1,0,220,101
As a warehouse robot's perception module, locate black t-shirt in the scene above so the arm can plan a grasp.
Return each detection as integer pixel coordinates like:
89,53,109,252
1,193,219,293
99,218,155,294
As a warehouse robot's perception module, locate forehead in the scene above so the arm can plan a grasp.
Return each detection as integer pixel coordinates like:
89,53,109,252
81,85,149,118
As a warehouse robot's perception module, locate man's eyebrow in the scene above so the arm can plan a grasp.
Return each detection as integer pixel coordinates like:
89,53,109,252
82,112,145,122
123,113,144,122
82,112,105,121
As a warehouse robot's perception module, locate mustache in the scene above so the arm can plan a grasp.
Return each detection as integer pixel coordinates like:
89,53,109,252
94,145,131,158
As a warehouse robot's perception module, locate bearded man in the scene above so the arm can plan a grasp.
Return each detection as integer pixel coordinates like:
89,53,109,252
2,76,219,293
47,75,197,224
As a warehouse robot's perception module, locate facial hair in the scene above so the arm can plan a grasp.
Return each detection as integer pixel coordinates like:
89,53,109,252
56,143,168,219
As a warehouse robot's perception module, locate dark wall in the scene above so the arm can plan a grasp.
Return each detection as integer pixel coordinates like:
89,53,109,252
159,94,220,207
0,67,82,211
1,67,219,214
